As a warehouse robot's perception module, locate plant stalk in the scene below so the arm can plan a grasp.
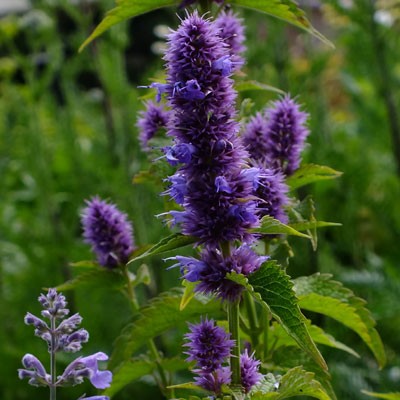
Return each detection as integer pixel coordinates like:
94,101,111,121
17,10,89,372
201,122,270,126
228,300,241,386
243,291,259,348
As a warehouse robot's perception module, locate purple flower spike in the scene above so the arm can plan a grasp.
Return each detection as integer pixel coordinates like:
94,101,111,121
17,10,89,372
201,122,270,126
240,349,263,393
184,318,234,373
264,95,310,175
214,10,246,70
194,366,232,394
136,101,171,151
81,196,135,268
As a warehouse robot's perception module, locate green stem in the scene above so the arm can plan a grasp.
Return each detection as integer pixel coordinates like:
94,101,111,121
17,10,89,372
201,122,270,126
122,265,170,397
262,309,271,362
50,316,56,400
228,300,241,386
244,291,259,348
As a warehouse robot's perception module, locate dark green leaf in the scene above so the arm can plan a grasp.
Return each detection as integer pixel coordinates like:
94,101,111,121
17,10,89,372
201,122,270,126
230,0,333,47
246,262,328,370
127,233,197,265
251,367,332,399
293,274,386,368
54,268,125,291
250,215,311,238
109,288,223,369
286,164,342,190
79,0,176,51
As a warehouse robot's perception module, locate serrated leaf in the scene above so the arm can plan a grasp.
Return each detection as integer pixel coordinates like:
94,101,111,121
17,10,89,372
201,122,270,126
79,0,176,52
249,215,311,238
104,356,154,397
236,80,285,94
54,268,125,291
109,288,223,370
293,274,386,368
269,321,359,358
362,391,400,400
104,356,188,397
252,367,332,400
127,233,197,265
286,164,342,190
246,262,328,370
230,0,333,48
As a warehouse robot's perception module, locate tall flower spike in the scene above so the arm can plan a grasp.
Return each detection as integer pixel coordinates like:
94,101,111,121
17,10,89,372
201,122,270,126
264,95,310,175
163,11,259,246
136,101,171,151
81,196,135,268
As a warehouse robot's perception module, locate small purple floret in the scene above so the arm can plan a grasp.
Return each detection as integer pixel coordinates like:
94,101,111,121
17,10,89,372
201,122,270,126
194,366,232,394
81,196,135,268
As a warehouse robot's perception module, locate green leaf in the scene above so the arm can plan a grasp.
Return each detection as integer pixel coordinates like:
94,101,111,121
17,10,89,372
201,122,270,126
289,221,341,231
251,367,332,400
109,288,223,370
69,260,98,269
180,279,198,311
127,233,197,265
268,321,359,358
235,80,285,94
362,392,400,400
54,268,125,291
245,262,328,370
293,274,386,368
249,215,311,238
104,356,188,397
286,164,342,190
230,0,333,48
79,0,176,52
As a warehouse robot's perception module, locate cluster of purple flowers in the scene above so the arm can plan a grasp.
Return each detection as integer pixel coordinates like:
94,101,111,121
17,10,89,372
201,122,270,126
184,318,262,394
81,196,135,268
18,289,112,399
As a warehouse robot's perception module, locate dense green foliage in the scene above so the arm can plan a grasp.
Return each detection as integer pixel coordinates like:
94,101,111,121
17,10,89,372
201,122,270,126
1,0,400,399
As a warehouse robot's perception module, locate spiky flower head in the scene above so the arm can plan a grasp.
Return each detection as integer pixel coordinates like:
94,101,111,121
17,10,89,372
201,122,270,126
240,349,263,393
171,245,268,301
194,366,231,394
81,196,135,268
184,318,234,373
264,95,310,175
136,101,171,151
242,112,270,163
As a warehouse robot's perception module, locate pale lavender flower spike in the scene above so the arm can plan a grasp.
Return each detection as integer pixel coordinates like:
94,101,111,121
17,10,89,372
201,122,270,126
18,288,112,399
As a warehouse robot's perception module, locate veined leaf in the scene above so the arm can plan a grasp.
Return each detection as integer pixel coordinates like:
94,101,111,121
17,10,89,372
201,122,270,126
79,0,176,52
230,0,333,47
109,288,223,370
362,391,400,400
236,80,285,94
251,367,332,400
268,321,359,358
293,274,386,368
287,164,342,190
104,356,187,397
241,262,328,370
249,215,311,238
54,268,125,291
127,233,197,265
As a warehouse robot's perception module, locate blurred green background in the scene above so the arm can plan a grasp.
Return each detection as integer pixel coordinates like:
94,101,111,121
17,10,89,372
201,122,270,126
1,0,400,399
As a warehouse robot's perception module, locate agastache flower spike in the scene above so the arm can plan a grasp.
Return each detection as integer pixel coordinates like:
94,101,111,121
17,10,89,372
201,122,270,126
240,349,263,393
18,289,112,399
81,196,135,268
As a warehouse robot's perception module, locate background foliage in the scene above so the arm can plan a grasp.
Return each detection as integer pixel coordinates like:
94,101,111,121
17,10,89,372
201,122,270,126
1,0,400,399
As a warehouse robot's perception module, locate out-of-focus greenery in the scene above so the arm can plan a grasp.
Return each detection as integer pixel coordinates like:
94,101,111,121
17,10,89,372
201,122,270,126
1,0,399,399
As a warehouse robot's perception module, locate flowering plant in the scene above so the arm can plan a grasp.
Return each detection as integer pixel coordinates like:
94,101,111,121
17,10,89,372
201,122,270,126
24,1,387,399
